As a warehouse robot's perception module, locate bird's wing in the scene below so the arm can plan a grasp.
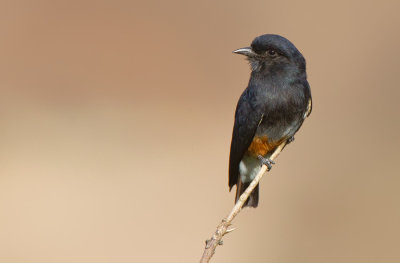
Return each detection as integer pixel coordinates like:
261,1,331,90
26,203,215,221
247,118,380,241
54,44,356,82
229,91,263,190
304,82,312,118
305,98,312,118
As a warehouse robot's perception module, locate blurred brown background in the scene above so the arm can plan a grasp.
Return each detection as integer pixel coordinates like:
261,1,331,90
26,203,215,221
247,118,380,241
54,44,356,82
0,0,399,262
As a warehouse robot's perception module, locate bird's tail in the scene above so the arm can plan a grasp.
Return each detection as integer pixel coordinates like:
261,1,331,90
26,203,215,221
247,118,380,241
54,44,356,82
235,179,259,208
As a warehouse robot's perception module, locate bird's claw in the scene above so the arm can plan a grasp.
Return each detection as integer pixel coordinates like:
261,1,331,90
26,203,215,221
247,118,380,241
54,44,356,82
287,136,295,144
257,155,275,170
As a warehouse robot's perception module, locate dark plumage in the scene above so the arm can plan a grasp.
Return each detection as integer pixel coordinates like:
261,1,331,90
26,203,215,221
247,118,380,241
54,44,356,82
229,34,312,207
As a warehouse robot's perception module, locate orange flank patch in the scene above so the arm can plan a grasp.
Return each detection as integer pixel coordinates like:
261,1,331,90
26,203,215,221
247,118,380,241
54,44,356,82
247,136,283,156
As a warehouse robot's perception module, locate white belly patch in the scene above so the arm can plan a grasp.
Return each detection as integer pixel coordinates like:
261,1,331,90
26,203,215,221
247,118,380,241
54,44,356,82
239,155,262,183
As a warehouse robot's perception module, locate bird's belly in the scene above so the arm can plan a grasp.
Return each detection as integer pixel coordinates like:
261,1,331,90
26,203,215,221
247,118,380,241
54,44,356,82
246,135,283,157
240,113,303,183
256,117,302,143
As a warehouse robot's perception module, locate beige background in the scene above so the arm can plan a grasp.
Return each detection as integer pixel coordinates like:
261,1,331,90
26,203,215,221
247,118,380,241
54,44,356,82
1,0,399,262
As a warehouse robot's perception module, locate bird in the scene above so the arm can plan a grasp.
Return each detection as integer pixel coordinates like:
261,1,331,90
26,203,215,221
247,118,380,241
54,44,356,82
229,34,312,208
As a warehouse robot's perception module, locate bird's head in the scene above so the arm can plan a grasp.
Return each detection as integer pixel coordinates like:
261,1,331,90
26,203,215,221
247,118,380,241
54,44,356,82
233,34,305,75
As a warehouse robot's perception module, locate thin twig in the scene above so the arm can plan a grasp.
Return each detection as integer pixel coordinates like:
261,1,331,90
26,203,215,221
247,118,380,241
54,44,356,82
199,141,287,263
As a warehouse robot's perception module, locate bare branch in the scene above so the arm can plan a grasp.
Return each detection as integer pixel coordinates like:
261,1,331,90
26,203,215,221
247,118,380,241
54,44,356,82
199,141,287,263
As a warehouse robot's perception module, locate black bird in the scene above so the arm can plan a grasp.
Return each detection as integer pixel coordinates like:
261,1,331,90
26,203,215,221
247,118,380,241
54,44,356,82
229,34,312,207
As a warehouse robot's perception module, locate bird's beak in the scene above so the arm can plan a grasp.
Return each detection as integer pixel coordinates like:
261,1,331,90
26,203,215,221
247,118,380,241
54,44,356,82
233,47,256,58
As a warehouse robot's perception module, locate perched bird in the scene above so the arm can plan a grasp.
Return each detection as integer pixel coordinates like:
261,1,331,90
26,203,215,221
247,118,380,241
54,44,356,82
229,34,312,207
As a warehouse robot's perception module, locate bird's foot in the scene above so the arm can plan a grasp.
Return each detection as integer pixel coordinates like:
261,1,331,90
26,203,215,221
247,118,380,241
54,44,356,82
257,155,275,171
287,136,295,144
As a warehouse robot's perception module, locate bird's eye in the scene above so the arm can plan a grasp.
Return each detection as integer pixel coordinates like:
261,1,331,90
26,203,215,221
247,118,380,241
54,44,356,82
267,49,277,56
